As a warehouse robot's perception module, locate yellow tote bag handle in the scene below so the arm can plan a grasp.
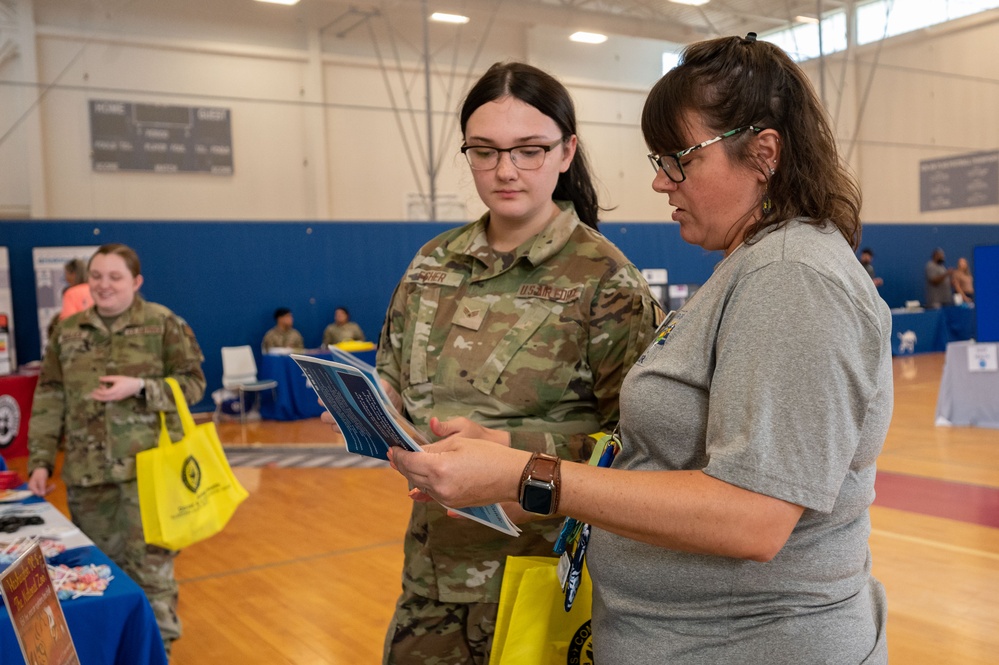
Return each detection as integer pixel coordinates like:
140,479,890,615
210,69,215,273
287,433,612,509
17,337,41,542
157,377,197,447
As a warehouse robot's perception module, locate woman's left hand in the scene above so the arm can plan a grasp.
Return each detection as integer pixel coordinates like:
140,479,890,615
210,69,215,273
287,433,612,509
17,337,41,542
388,437,529,509
91,375,143,402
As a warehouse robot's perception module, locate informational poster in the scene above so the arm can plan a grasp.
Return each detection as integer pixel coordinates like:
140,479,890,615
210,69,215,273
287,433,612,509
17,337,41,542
667,283,701,311
89,100,233,174
641,268,668,310
920,150,999,212
0,543,80,665
0,247,14,372
32,246,99,355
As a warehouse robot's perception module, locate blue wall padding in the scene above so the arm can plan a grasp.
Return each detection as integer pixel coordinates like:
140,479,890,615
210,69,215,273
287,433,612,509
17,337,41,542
973,245,999,342
2,220,997,410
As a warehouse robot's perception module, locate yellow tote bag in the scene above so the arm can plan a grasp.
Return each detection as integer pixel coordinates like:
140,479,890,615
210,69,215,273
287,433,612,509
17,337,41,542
137,378,248,550
490,556,593,665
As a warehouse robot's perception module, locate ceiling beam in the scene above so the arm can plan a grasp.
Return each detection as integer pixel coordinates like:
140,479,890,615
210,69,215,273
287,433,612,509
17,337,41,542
325,0,703,44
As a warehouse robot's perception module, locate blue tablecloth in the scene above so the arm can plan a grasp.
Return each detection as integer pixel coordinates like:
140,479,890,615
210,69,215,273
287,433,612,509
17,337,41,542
891,307,977,355
258,350,378,421
1,501,167,665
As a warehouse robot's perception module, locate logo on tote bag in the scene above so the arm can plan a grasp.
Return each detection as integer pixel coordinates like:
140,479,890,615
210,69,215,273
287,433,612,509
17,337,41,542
182,455,202,493
567,619,593,664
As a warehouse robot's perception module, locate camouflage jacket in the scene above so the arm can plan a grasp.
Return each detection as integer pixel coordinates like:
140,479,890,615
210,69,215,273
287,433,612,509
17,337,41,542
261,326,304,353
377,202,660,603
28,296,206,487
321,321,365,347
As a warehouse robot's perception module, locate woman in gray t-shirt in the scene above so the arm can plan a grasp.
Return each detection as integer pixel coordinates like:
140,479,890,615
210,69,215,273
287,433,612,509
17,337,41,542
390,33,892,665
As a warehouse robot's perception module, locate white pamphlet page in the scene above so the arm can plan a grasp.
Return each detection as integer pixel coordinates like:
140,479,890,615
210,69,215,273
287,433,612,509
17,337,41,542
291,354,520,537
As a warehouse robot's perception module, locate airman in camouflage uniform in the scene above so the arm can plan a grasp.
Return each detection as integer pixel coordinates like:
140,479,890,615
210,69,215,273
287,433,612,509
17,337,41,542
321,321,366,347
28,295,205,654
261,326,304,352
378,201,660,664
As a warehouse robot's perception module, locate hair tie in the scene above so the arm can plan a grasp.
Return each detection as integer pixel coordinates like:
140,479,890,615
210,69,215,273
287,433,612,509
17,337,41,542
743,32,758,43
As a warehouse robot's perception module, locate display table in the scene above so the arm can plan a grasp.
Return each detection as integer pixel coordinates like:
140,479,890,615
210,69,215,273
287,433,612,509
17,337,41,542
935,340,999,429
0,495,168,664
890,307,977,355
258,350,378,421
0,372,39,459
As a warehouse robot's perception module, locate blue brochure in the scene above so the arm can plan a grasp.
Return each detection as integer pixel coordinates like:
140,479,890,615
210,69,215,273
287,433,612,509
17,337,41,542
291,354,520,537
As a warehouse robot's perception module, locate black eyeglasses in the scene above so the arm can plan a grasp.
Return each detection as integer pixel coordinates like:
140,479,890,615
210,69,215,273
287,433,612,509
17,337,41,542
461,138,565,171
647,125,763,183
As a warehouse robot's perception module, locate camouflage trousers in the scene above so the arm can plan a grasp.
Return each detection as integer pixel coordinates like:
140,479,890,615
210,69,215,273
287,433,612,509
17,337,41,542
383,589,499,665
66,480,180,651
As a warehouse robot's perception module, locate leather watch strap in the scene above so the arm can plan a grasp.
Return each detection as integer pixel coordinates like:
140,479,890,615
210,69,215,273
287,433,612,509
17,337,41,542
519,452,562,514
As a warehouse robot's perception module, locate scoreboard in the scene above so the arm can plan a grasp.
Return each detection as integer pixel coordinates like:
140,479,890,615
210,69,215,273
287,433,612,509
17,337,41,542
89,100,234,174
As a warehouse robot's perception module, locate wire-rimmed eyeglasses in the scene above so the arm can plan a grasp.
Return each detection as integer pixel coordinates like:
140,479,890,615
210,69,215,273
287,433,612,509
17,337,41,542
647,125,763,183
461,138,565,171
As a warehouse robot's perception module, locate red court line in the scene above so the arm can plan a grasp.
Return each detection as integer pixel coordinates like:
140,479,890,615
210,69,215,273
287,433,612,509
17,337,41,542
874,471,999,529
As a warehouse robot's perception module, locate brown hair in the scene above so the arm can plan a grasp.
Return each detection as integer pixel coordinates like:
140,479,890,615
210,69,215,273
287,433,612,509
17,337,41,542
460,62,604,229
89,243,142,277
641,35,862,248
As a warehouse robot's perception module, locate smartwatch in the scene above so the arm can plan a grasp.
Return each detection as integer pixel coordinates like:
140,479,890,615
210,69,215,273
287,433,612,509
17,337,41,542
518,452,561,516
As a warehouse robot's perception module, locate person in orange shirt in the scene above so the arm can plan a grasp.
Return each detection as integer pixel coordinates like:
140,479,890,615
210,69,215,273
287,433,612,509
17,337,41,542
46,258,94,344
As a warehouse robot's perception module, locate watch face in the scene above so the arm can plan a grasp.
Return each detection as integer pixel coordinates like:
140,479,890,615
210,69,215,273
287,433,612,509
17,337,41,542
521,480,554,515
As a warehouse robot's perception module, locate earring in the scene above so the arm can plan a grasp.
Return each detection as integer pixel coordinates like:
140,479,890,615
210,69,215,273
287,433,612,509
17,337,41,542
762,194,774,215
768,166,775,177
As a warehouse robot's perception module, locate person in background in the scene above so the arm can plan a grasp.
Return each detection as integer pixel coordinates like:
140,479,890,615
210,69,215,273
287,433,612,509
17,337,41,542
925,247,954,308
952,257,974,304
27,243,206,655
45,257,94,343
261,306,304,353
321,306,366,347
860,247,883,287
340,61,659,665
60,257,94,320
390,34,892,664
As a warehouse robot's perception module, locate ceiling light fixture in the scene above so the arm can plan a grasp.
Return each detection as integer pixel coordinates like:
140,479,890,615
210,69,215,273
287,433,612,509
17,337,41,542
668,0,710,6
255,0,300,5
570,31,608,44
794,15,820,24
430,12,470,24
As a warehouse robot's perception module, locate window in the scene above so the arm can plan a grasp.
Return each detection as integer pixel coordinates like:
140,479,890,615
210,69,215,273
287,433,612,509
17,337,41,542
662,50,681,75
856,0,999,44
762,12,848,62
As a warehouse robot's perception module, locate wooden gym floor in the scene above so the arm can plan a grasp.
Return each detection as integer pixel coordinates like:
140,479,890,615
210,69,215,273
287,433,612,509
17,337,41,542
8,352,999,663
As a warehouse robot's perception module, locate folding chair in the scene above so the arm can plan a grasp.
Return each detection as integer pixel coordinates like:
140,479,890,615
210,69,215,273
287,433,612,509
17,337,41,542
215,345,278,426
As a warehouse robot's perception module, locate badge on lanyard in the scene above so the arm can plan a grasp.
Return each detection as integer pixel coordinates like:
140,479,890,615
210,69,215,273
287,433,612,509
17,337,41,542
553,429,621,611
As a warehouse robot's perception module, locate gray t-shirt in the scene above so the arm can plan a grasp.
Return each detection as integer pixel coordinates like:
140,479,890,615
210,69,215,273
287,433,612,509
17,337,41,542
588,220,892,664
925,260,952,308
